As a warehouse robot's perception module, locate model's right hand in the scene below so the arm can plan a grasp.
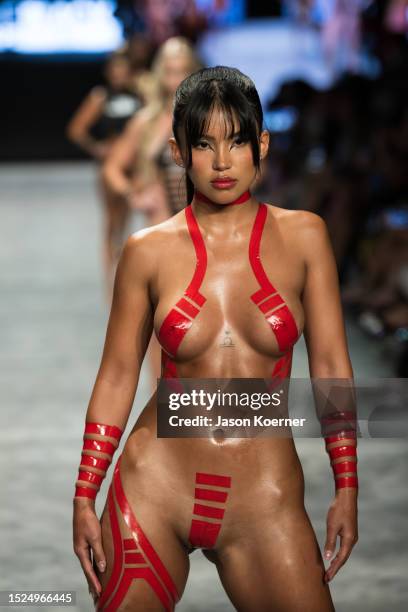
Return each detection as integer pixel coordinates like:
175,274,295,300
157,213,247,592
73,500,106,602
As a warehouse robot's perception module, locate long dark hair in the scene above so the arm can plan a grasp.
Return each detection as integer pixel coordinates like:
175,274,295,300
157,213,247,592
172,66,264,204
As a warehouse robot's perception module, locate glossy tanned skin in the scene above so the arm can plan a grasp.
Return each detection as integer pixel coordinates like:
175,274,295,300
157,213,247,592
73,109,358,610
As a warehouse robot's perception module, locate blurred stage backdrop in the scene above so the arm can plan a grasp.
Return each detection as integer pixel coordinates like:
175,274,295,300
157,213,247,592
0,0,389,159
1,2,407,611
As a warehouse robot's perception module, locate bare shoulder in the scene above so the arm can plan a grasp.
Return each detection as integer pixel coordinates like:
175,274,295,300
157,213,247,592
122,211,186,279
266,203,329,258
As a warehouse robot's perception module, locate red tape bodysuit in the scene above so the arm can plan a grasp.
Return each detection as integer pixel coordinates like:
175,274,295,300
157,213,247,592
158,200,300,551
98,199,300,610
159,200,299,383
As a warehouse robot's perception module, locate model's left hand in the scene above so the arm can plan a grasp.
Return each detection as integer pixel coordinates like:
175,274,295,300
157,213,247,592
323,488,358,582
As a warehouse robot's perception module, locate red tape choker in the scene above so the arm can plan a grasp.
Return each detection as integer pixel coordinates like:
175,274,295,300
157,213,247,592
194,189,251,206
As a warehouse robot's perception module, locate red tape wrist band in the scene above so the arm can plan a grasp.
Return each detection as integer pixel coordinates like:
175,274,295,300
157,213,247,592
77,471,104,487
75,486,99,499
324,431,358,490
324,431,356,444
84,422,123,440
335,476,358,489
74,421,124,500
80,454,111,472
321,411,358,440
332,461,357,475
327,444,357,459
83,438,116,455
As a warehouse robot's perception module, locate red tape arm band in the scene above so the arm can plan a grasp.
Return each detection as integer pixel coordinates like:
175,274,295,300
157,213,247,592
74,421,123,500
323,411,358,491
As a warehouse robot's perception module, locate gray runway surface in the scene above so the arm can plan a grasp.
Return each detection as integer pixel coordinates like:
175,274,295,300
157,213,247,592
1,163,407,611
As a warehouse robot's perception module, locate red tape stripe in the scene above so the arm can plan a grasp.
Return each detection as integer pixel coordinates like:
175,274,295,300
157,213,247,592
195,189,251,206
332,461,357,475
157,206,208,357
161,352,180,381
124,552,146,565
78,470,103,487
189,519,221,549
328,445,357,459
123,538,138,551
74,486,96,500
195,488,228,503
80,454,110,472
184,206,207,306
196,473,231,488
83,439,115,456
157,308,193,358
176,297,199,318
270,350,292,381
193,503,225,520
113,456,179,604
249,203,276,298
85,422,123,440
335,476,358,489
248,203,299,352
103,567,173,612
265,306,299,351
259,293,284,314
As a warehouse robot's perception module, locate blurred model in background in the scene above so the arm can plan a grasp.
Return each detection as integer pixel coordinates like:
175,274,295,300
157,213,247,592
103,36,201,222
123,33,157,107
66,51,144,301
103,36,202,388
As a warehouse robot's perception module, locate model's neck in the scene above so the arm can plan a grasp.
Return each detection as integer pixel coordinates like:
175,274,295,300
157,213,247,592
194,189,251,206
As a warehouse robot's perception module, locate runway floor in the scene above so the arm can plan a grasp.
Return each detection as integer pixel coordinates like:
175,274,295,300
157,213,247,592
1,163,407,611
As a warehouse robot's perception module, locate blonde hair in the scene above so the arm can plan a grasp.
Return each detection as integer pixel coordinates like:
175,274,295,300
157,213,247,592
153,37,201,75
134,37,202,174
147,37,202,112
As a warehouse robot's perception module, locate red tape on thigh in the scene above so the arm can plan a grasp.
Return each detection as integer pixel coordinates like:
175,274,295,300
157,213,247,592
97,456,179,611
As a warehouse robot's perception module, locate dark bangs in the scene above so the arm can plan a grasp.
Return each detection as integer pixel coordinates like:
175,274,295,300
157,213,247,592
182,83,262,167
172,66,264,202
